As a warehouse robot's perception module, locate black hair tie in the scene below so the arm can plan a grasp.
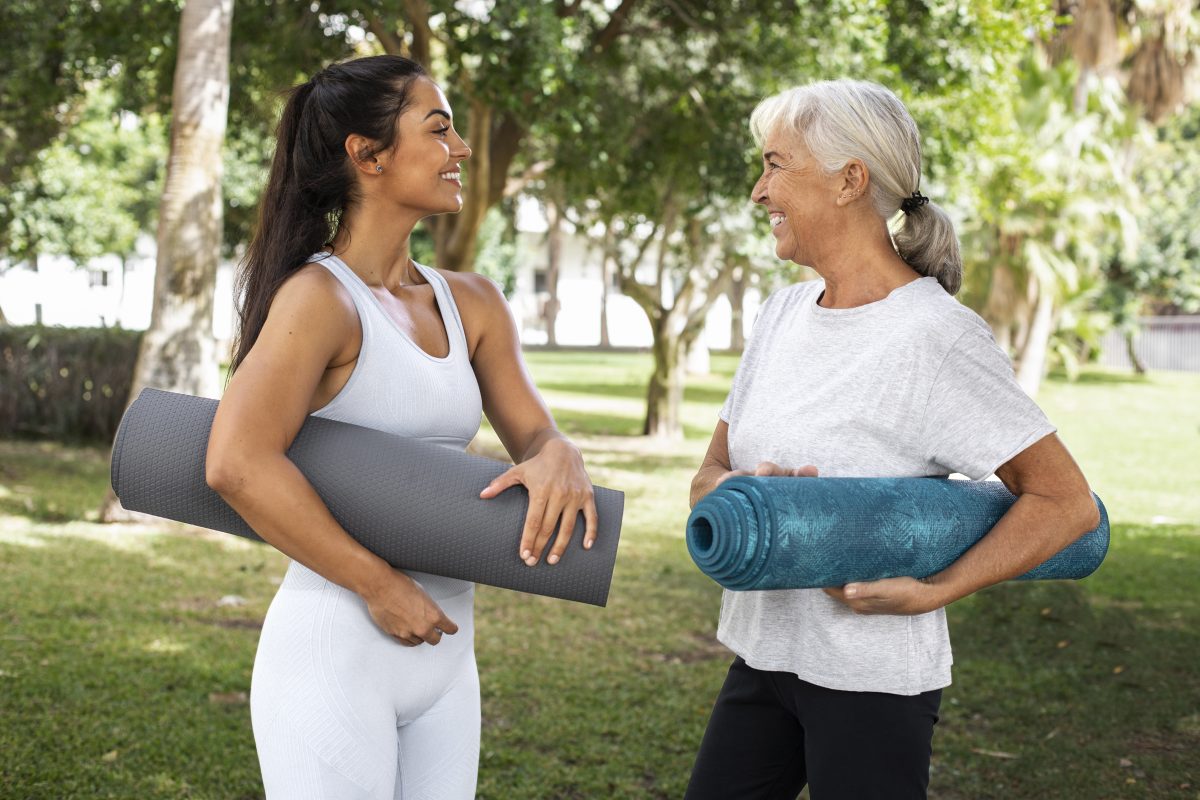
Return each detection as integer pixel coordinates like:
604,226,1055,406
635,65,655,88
900,191,929,215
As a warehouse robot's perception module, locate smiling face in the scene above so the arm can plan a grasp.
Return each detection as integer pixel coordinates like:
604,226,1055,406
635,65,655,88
750,126,847,266
374,77,471,217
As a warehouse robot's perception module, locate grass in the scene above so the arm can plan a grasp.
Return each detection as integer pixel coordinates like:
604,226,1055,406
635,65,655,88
1,356,1197,799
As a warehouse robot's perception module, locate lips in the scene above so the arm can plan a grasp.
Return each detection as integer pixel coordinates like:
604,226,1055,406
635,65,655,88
439,170,462,187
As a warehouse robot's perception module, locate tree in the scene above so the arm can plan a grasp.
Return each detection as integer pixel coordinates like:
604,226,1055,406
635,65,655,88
101,0,235,521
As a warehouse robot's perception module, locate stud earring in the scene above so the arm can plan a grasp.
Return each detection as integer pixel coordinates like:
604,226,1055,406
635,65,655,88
375,165,383,173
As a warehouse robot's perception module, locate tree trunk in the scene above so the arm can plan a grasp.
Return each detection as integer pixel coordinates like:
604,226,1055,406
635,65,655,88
1125,328,1147,375
543,199,562,346
1015,285,1055,397
643,316,685,439
729,266,745,352
100,0,233,523
599,228,611,348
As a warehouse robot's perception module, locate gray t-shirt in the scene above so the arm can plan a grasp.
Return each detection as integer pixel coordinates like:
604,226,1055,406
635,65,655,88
717,276,1056,695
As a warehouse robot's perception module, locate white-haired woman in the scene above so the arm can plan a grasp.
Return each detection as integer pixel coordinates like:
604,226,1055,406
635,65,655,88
684,80,1099,799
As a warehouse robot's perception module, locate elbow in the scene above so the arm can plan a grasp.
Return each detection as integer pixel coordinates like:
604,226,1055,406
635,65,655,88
1065,490,1101,539
205,449,250,497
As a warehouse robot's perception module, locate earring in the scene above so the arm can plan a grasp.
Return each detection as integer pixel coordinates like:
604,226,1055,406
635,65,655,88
375,164,383,173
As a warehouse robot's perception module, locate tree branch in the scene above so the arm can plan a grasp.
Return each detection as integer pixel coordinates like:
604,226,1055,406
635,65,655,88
401,0,433,69
367,14,405,56
593,0,640,52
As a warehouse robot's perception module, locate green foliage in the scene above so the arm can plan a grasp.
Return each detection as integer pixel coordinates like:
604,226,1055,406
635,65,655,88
0,325,141,442
1,84,166,265
1098,103,1200,322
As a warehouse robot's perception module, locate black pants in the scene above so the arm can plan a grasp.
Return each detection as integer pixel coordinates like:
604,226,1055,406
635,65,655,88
684,657,942,800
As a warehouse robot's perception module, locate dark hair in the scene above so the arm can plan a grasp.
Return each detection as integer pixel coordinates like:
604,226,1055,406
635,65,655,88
229,55,427,376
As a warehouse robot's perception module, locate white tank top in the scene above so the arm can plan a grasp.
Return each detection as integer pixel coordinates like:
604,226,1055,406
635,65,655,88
298,250,483,598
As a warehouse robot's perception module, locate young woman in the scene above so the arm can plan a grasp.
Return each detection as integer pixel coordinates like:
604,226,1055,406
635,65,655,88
205,55,599,799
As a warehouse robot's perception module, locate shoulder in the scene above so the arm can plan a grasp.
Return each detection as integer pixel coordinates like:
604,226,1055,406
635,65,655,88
259,261,358,366
271,261,356,325
902,278,994,344
433,267,509,318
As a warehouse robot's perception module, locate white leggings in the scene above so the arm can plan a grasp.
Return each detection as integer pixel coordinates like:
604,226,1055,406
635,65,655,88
251,563,480,799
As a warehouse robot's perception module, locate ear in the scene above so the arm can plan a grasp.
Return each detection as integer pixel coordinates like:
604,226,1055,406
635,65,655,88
343,133,383,176
835,159,870,207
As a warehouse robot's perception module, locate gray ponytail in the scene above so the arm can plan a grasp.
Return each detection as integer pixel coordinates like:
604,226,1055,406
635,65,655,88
750,79,964,295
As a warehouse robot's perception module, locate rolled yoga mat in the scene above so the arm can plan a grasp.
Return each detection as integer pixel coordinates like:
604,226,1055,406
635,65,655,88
111,388,624,606
687,476,1109,591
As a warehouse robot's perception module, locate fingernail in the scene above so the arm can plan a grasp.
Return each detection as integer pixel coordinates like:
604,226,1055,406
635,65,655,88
521,549,531,559
584,539,593,549
845,586,858,598
525,556,537,566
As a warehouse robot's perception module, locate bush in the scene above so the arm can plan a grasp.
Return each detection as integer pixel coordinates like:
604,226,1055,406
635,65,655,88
0,325,141,442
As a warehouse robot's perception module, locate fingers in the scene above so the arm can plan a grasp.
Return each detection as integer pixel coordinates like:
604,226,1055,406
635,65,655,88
480,466,522,499
527,496,564,565
547,504,582,565
582,499,598,550
792,465,819,477
519,492,549,564
754,461,785,476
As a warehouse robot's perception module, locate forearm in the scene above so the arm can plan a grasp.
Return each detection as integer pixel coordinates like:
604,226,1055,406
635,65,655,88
210,453,392,598
927,490,1100,606
690,463,731,508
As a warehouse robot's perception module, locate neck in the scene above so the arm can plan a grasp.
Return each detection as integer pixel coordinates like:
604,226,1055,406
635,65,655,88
808,218,920,308
328,203,426,289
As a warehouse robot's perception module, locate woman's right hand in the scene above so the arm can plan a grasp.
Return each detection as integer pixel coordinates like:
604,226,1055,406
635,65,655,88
716,461,820,487
361,569,459,647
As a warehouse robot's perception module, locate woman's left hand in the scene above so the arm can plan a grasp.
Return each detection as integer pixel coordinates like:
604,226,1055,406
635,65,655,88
480,437,598,567
823,577,947,616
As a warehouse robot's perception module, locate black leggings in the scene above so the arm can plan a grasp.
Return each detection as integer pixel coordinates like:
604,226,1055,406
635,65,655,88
684,657,942,800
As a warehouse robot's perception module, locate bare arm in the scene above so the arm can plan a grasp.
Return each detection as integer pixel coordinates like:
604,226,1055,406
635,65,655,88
827,433,1101,614
205,267,456,645
447,272,598,566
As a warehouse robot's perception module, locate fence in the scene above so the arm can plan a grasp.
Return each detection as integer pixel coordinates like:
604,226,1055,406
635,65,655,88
1098,316,1200,373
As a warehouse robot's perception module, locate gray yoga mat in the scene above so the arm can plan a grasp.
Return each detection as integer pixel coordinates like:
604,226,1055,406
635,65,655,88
111,388,623,606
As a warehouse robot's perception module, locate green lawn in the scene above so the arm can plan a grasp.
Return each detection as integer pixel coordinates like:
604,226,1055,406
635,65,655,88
1,355,1197,799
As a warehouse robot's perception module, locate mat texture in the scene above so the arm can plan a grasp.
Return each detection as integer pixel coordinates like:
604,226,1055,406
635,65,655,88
111,388,623,606
687,476,1108,591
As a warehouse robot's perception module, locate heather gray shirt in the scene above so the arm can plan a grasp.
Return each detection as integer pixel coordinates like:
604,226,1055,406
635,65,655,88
717,276,1056,695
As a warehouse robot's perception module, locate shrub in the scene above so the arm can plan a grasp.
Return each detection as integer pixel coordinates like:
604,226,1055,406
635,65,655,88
0,325,141,442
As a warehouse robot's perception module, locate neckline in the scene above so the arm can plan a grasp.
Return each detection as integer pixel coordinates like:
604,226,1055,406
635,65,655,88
322,252,456,363
807,276,933,318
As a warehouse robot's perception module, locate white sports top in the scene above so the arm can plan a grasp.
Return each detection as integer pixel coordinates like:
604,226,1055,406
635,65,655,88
302,250,483,598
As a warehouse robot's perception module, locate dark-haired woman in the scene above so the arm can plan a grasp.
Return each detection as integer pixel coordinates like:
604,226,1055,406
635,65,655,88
205,56,598,799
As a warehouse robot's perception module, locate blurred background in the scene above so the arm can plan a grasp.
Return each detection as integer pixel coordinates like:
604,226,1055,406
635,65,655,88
1,1,1197,798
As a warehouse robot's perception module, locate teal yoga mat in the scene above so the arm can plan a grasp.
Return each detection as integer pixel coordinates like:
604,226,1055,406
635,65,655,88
687,476,1108,591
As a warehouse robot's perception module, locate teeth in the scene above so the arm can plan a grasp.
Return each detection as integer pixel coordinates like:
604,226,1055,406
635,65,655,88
770,214,785,228
440,172,461,181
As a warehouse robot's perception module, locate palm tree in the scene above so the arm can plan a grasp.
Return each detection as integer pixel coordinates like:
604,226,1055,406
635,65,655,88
100,0,234,522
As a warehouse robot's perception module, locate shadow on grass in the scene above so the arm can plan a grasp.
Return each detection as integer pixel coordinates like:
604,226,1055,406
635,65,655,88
538,380,732,406
937,523,1200,797
551,408,713,440
1046,369,1148,386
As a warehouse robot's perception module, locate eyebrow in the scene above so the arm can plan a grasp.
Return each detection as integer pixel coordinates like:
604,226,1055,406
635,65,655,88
424,109,451,122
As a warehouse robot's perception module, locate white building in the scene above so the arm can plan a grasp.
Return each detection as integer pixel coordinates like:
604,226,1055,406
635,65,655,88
0,204,765,355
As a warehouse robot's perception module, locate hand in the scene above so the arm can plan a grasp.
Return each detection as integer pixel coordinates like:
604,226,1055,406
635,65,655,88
362,569,459,646
480,437,598,566
716,461,819,488
823,576,947,616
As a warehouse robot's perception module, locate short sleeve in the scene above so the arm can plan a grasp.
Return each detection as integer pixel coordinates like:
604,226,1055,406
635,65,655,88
920,327,1057,480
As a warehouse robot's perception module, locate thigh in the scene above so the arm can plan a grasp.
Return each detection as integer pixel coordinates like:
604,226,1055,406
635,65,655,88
684,657,808,800
798,682,942,800
394,649,481,800
252,580,400,799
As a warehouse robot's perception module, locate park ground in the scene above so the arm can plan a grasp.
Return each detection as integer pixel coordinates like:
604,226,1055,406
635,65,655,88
1,353,1197,799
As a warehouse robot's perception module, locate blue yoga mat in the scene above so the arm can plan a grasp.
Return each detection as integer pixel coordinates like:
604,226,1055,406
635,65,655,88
686,476,1109,591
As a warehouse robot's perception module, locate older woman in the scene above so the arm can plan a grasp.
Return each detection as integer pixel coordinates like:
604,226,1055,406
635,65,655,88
684,80,1099,800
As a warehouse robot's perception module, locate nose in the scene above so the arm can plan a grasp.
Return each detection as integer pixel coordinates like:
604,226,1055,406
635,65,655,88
454,131,472,162
751,173,769,206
